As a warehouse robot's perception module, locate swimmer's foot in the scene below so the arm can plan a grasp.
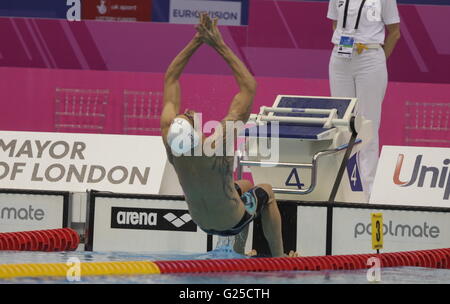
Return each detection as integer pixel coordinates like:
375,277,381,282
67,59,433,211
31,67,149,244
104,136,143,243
284,250,299,257
246,249,299,258
245,249,258,257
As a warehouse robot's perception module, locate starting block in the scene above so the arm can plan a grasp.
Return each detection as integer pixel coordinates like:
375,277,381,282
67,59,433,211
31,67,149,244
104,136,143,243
238,95,373,203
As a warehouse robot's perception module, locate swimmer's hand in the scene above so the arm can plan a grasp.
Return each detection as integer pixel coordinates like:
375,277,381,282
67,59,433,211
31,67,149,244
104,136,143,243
195,13,225,48
194,12,209,42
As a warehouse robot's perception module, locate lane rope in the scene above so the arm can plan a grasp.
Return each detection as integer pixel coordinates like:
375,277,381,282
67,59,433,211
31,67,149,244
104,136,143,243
1,248,449,279
0,261,160,279
0,228,79,252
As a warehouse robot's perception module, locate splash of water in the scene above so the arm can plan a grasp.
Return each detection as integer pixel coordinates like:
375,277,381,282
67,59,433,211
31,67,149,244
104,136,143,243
195,236,243,260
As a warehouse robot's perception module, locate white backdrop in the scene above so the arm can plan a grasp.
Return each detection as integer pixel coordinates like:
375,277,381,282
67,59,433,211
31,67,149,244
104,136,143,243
0,131,169,194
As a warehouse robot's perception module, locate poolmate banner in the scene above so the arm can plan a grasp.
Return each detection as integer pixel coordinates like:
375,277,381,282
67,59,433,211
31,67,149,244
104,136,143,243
0,191,68,232
331,207,450,255
295,203,450,256
0,131,168,194
152,0,249,25
370,146,450,208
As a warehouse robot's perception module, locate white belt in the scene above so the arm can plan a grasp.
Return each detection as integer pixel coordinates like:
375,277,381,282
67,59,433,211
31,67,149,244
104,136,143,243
359,43,381,49
334,43,381,49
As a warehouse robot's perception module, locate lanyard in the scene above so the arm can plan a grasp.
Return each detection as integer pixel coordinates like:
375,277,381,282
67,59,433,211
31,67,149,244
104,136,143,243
342,0,367,30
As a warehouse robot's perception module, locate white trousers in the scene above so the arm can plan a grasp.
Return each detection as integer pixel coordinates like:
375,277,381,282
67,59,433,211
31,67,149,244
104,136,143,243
329,46,387,200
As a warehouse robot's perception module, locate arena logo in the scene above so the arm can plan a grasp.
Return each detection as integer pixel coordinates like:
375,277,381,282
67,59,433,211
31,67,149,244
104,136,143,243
354,221,440,239
115,210,158,226
163,212,192,228
0,205,45,221
393,154,450,200
110,207,197,232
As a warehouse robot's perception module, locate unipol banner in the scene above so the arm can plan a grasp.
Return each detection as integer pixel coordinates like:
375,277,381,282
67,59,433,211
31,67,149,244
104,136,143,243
152,0,248,25
0,131,167,194
370,146,450,208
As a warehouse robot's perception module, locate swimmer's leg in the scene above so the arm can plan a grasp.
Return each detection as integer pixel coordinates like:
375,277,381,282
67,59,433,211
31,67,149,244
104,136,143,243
233,180,253,255
256,184,284,258
233,224,249,255
234,179,253,195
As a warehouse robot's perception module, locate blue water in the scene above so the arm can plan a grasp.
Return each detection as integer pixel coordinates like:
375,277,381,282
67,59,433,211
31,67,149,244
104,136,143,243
1,244,450,284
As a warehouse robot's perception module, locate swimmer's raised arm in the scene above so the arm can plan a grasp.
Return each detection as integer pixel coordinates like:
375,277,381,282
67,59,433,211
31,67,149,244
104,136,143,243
160,17,205,141
197,14,256,123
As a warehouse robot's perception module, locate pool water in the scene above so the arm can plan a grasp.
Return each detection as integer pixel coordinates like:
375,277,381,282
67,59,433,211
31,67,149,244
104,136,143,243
1,247,450,284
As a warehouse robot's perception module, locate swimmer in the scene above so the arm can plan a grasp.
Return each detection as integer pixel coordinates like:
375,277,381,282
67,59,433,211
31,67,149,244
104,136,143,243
160,13,293,257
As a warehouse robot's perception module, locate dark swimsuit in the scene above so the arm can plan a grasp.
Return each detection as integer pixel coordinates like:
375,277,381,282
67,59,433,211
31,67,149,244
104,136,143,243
200,183,270,237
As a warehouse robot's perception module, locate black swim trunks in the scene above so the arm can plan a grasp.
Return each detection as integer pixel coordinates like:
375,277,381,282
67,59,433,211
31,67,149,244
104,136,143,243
201,183,270,237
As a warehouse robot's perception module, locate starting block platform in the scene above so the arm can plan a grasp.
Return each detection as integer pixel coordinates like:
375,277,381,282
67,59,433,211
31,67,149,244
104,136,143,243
239,95,373,203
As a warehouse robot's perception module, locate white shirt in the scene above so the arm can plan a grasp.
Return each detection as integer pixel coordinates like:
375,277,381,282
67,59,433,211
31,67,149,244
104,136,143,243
327,0,400,45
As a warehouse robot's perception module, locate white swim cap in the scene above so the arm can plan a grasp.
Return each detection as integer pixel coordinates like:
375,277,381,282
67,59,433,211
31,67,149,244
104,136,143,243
167,117,200,155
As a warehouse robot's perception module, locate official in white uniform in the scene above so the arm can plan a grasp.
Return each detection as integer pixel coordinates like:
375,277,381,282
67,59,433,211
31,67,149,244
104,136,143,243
327,0,401,201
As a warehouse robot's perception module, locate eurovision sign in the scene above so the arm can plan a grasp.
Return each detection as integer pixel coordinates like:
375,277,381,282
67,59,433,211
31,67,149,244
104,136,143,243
152,0,249,25
370,146,450,208
0,131,168,194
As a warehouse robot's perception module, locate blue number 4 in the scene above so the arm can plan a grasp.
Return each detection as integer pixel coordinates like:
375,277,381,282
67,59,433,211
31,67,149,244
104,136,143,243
285,168,304,189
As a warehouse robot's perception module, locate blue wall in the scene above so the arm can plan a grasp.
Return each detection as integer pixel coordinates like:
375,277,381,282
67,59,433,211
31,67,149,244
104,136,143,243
0,0,70,18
